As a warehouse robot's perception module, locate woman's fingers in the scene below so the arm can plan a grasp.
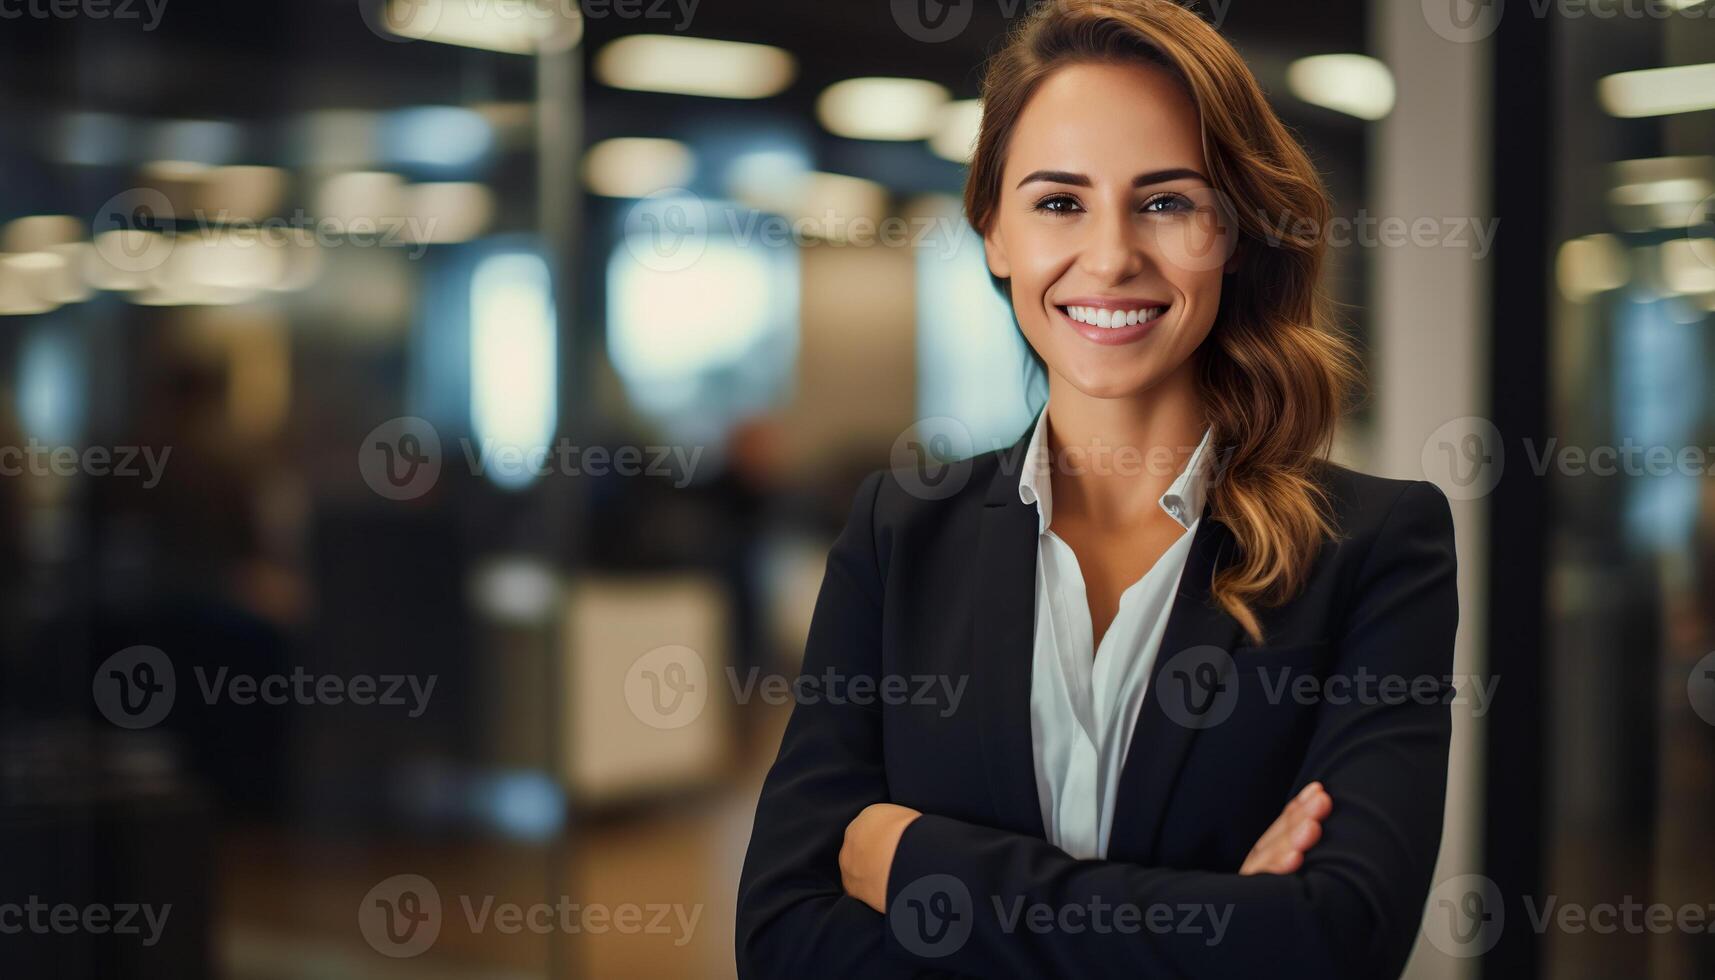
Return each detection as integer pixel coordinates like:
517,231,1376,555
1247,782,1322,856
1239,782,1331,875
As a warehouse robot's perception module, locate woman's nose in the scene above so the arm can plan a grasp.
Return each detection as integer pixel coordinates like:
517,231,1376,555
1077,209,1152,284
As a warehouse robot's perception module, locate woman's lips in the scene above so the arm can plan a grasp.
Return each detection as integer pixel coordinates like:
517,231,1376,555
1054,303,1167,346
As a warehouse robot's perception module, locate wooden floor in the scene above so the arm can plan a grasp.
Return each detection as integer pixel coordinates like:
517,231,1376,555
218,706,788,980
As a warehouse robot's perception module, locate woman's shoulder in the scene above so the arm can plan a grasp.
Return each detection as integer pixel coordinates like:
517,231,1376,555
846,448,1455,551
1307,457,1456,552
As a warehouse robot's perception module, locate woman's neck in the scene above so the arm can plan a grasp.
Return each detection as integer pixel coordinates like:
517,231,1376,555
1041,362,1208,529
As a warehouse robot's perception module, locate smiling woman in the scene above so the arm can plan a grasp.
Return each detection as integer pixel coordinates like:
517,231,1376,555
736,2,1460,978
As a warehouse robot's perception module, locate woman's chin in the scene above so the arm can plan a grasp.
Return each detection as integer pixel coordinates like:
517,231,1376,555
1051,359,1164,402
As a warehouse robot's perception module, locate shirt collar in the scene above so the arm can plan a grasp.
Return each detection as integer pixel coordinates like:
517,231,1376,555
1016,408,1215,535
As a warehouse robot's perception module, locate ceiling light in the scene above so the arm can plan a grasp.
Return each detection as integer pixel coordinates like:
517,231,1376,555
595,35,795,99
1286,54,1395,121
817,77,950,141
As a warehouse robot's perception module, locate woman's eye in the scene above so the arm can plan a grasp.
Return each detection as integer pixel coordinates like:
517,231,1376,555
1032,194,1081,215
1142,193,1194,214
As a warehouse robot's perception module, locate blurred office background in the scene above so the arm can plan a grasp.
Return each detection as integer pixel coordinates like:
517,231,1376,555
0,0,1713,976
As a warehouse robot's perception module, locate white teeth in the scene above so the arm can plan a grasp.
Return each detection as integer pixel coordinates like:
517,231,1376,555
1062,305,1164,329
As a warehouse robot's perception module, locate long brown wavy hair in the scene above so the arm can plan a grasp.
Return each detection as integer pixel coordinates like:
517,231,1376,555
964,0,1363,644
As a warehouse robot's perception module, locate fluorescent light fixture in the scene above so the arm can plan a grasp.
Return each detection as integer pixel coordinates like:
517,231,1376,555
818,77,950,140
1608,177,1713,208
583,138,695,198
796,172,889,241
2,215,81,253
470,252,558,490
1660,240,1715,296
401,182,495,243
1599,62,1715,117
1286,54,1395,121
607,236,777,405
383,0,582,54
1556,234,1628,302
931,99,983,162
595,35,795,99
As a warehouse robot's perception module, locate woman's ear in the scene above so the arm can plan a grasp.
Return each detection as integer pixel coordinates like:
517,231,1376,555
983,227,1011,279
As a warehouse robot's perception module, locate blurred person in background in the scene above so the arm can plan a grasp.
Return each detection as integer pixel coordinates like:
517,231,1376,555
737,2,1460,977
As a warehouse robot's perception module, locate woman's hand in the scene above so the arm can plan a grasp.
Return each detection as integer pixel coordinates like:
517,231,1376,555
840,803,923,913
1239,781,1332,875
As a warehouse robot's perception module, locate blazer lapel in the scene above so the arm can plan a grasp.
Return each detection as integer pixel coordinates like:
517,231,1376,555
968,435,1246,856
971,432,1047,838
1107,506,1245,863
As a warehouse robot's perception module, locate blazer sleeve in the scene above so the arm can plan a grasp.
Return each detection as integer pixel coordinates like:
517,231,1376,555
735,470,968,979
880,480,1461,980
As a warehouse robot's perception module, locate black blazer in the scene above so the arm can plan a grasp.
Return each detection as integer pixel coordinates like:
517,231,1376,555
736,430,1460,980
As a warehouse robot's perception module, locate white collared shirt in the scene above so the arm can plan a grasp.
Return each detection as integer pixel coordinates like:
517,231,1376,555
1018,408,1215,859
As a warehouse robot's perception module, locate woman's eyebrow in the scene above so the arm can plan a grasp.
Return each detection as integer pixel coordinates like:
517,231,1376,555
1014,167,1209,189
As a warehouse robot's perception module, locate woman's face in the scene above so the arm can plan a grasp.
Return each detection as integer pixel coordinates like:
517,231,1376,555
983,60,1238,400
